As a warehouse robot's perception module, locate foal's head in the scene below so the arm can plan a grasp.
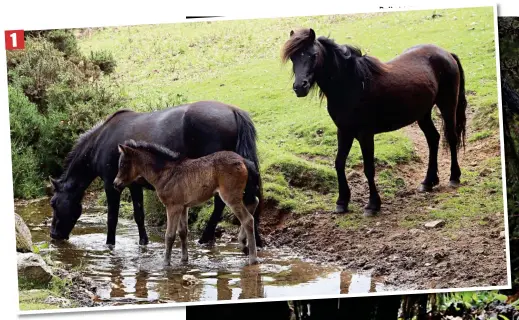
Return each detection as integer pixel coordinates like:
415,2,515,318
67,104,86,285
281,28,322,97
113,140,183,191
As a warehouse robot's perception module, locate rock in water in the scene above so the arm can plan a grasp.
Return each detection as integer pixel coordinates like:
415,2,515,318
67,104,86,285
17,253,53,284
15,213,33,253
424,220,445,229
182,274,201,286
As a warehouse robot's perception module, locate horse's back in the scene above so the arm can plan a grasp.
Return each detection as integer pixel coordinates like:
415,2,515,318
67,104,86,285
92,101,241,179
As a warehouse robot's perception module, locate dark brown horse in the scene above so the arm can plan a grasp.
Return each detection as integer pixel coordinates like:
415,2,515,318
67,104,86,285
282,28,467,216
114,140,260,265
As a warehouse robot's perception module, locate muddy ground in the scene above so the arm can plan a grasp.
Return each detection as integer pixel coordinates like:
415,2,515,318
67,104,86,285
259,110,508,290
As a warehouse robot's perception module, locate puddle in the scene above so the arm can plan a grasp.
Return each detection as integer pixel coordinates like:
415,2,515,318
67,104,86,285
15,198,387,305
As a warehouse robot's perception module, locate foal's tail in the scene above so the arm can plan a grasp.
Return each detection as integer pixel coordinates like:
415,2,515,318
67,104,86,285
451,52,467,151
233,108,264,246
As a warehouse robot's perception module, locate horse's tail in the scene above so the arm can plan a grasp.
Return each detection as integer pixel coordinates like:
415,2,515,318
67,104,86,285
451,52,467,151
233,108,264,247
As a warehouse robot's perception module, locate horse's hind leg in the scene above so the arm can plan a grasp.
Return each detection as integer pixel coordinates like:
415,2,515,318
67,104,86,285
129,185,149,245
163,204,183,266
178,207,189,262
220,193,258,264
417,111,441,192
242,194,259,255
437,99,462,187
198,195,225,246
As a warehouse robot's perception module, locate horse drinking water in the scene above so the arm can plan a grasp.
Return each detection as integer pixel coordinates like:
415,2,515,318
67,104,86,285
113,140,260,265
282,28,467,216
49,101,263,248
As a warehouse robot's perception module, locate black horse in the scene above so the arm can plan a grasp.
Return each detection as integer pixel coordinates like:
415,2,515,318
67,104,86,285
282,28,467,216
49,100,263,247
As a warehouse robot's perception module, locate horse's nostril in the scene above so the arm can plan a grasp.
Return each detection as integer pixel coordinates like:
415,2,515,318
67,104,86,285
302,80,309,87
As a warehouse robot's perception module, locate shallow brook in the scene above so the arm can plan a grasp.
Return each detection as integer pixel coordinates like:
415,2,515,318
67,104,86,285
16,198,386,305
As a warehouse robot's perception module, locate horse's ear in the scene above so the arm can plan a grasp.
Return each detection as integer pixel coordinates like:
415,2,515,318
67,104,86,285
118,144,125,154
49,177,60,191
309,28,316,42
290,30,294,37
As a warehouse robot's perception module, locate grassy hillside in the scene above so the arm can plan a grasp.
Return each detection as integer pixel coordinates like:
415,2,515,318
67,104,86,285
78,7,499,228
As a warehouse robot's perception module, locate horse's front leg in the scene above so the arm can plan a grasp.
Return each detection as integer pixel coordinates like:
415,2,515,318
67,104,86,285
105,182,121,246
129,184,149,245
358,133,381,216
198,194,225,245
335,129,355,213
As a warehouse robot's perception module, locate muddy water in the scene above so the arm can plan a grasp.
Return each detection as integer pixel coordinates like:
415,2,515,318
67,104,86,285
16,198,386,305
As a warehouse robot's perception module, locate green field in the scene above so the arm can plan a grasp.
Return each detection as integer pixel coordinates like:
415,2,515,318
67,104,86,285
77,7,499,228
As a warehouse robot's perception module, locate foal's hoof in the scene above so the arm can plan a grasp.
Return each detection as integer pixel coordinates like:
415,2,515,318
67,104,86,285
335,204,349,213
363,208,379,217
449,180,460,188
163,261,171,267
248,258,259,265
418,184,434,193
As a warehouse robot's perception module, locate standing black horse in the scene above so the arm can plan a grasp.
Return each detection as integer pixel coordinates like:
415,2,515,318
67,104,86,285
49,101,264,247
282,28,467,216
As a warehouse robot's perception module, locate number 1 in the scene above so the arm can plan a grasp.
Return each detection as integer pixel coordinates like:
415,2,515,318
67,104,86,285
10,32,17,48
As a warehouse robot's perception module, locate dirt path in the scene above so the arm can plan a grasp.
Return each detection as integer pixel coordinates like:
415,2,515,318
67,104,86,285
261,109,508,291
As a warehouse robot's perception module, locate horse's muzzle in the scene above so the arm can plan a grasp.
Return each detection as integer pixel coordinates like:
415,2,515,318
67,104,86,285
293,81,310,97
113,179,124,192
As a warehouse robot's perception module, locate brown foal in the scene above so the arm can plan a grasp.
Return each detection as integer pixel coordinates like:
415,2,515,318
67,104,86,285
113,140,260,265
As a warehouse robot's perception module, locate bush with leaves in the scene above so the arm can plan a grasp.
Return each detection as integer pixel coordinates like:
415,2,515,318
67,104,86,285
7,30,126,198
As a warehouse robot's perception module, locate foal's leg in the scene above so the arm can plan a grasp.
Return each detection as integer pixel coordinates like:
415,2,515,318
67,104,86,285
358,133,381,216
417,112,441,192
242,195,260,255
105,182,121,246
198,195,225,245
129,185,149,245
335,129,355,213
178,207,189,262
221,194,258,264
164,204,183,266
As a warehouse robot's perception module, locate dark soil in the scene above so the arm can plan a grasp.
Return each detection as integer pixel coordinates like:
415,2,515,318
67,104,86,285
259,110,508,291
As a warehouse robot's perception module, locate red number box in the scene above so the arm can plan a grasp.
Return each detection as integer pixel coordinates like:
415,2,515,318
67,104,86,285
5,30,25,50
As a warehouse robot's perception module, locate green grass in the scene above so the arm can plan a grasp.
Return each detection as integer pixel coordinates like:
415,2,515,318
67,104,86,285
19,274,76,311
78,7,499,224
399,157,503,229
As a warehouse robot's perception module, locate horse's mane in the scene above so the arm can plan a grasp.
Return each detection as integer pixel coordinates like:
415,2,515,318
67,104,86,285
123,140,184,163
281,28,388,100
58,109,132,182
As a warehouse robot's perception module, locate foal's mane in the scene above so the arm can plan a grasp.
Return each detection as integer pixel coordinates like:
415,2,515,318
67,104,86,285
58,109,132,182
282,28,388,100
123,140,184,163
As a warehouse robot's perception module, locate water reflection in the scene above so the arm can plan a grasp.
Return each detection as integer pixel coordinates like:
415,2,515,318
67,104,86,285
15,198,387,306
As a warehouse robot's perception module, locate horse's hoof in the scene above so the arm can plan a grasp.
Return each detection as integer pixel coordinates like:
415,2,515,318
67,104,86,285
363,208,379,217
181,257,188,263
449,180,460,188
335,204,349,213
139,238,149,246
163,261,171,267
198,237,216,246
418,184,434,193
249,258,259,265
106,244,115,250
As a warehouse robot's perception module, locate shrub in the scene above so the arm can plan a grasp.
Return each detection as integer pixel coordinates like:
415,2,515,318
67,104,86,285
143,190,166,226
90,50,117,74
7,33,126,196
